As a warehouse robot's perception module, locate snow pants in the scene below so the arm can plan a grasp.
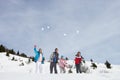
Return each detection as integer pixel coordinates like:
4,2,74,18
59,66,66,73
35,61,42,73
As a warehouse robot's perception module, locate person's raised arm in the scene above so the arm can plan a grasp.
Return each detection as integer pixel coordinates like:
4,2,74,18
34,45,38,54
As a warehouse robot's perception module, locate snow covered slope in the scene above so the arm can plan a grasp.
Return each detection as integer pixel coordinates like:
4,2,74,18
0,52,120,80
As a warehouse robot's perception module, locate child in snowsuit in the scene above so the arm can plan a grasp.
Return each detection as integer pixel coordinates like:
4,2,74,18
58,56,67,73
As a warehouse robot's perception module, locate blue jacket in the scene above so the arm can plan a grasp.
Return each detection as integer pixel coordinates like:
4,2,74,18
50,52,59,63
34,48,40,62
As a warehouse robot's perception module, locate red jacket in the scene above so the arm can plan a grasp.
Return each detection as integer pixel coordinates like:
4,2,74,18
75,57,82,64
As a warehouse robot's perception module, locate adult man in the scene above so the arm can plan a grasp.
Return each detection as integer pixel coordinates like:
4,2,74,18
50,48,59,74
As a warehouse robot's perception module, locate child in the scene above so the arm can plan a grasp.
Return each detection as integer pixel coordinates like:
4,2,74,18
74,51,82,73
58,56,67,73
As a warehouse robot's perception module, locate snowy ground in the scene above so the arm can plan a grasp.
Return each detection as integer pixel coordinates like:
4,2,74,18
0,52,120,80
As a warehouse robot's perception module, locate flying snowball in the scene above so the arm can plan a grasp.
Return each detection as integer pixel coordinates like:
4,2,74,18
47,26,50,29
76,30,80,34
41,27,45,31
63,33,67,36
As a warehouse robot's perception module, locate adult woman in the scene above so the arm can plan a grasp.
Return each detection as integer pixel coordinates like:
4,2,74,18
74,51,82,73
34,45,43,73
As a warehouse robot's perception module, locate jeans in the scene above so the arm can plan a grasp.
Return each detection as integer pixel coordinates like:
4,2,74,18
50,62,57,73
75,63,82,73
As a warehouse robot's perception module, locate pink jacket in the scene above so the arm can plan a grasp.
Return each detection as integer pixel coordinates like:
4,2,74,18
59,59,66,68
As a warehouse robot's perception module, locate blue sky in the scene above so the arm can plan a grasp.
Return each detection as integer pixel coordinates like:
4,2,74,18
0,0,120,64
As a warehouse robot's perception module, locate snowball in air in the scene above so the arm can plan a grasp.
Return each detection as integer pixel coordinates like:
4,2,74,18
63,33,67,36
76,30,80,34
41,27,45,31
47,26,50,29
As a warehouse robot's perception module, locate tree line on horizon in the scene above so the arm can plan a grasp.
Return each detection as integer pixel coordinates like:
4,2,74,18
0,44,31,58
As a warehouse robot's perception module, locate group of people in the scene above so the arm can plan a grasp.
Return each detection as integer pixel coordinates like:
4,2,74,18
34,45,83,74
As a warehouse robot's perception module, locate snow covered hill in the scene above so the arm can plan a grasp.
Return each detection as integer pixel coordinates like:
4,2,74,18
0,52,120,80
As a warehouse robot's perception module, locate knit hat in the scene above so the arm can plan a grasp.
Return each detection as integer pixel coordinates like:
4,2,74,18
61,55,64,58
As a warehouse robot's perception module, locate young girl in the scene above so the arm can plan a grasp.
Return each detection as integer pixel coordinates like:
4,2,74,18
58,56,67,73
74,51,82,73
34,45,43,73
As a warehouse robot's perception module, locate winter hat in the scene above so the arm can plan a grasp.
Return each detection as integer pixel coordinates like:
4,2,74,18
61,55,64,58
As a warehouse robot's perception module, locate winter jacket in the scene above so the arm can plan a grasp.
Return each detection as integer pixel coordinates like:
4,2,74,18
75,56,82,64
59,59,66,68
50,52,59,63
41,55,45,64
34,48,40,62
